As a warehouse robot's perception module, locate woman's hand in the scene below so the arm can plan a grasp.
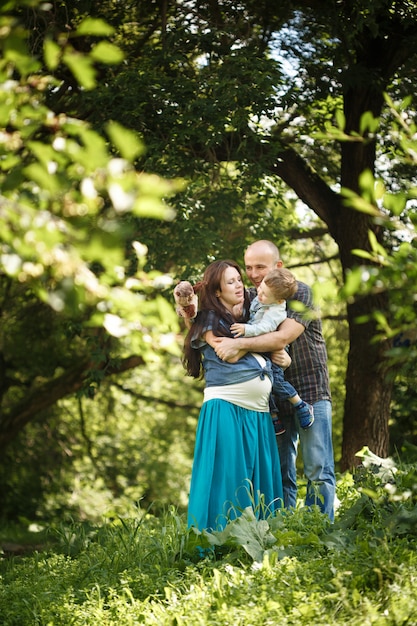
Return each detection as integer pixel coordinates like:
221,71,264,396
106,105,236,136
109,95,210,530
212,336,244,362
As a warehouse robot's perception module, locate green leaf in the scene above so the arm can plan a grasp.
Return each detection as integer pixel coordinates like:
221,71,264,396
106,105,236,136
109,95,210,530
351,249,374,260
204,507,276,562
23,162,60,192
106,121,144,161
383,192,407,215
43,39,61,70
74,18,115,37
359,169,376,201
368,230,387,258
4,32,40,75
360,110,379,135
63,123,109,169
335,109,345,131
63,51,96,90
229,510,276,562
343,267,365,297
90,42,124,65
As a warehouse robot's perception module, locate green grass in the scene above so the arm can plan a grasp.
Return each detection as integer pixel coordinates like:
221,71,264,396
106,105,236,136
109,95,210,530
1,449,417,625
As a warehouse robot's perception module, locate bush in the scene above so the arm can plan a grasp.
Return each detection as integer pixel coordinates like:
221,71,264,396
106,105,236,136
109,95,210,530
1,449,417,625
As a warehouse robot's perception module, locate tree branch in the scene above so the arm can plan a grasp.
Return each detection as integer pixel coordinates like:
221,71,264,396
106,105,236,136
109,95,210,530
112,382,200,411
0,354,145,450
271,147,342,237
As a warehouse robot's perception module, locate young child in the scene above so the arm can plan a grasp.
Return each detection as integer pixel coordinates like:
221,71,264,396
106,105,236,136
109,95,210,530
231,267,314,436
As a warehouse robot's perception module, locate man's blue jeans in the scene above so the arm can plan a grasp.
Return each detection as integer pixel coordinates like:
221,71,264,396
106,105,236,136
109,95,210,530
277,399,335,521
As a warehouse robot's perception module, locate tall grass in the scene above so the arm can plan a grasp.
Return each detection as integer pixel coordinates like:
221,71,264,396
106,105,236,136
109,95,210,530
1,449,417,625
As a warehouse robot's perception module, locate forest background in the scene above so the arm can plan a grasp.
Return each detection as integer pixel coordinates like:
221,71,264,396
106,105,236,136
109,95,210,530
0,0,417,528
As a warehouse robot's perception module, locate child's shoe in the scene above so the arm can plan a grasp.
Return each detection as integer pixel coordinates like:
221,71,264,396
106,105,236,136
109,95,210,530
294,401,314,429
272,416,286,436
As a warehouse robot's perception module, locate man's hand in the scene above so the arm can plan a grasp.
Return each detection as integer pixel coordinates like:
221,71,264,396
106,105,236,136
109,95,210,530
212,336,242,361
230,322,246,337
271,349,292,369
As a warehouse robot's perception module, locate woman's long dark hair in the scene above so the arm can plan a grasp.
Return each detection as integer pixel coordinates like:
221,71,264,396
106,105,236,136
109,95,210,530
183,260,249,378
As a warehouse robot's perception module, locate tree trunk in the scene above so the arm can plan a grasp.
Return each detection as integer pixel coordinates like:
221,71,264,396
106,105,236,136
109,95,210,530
273,140,393,469
341,298,392,471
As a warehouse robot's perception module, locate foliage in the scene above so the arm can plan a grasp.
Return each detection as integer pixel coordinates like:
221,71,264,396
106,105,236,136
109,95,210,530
0,357,201,521
1,448,417,624
342,96,417,346
42,0,309,274
2,0,417,518
0,0,186,453
338,96,417,451
0,238,349,523
38,0,417,466
0,1,180,320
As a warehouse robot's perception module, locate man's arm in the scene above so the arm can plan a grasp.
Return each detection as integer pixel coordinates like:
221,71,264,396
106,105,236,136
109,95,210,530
213,317,305,361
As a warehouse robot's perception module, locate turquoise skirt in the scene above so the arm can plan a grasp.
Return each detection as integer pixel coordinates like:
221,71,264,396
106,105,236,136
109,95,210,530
187,399,283,531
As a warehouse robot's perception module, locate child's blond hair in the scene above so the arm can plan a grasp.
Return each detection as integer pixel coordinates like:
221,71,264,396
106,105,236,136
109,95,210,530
264,268,297,302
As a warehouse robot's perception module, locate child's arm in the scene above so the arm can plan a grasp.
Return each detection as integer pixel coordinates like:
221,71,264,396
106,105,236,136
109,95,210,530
232,307,286,337
230,322,247,337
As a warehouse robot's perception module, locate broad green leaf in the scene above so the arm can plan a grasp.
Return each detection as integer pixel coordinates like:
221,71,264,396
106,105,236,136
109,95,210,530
63,125,109,169
368,230,387,258
359,169,376,201
63,50,96,90
228,510,276,562
90,42,124,65
383,191,407,215
43,39,61,70
0,103,14,126
106,121,144,161
132,196,176,220
343,267,365,297
374,179,385,200
0,154,20,170
360,110,379,134
373,310,391,333
343,195,380,216
27,140,60,166
204,507,277,562
335,109,345,131
351,249,374,260
74,18,115,37
23,162,60,192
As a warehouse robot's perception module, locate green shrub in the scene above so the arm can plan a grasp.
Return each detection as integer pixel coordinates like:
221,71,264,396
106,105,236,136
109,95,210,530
1,450,417,625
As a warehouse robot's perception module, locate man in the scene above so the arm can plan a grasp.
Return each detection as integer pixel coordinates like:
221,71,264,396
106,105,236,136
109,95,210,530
213,240,336,520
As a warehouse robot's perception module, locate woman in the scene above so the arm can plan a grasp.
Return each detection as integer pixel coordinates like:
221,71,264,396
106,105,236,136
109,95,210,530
183,260,283,531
